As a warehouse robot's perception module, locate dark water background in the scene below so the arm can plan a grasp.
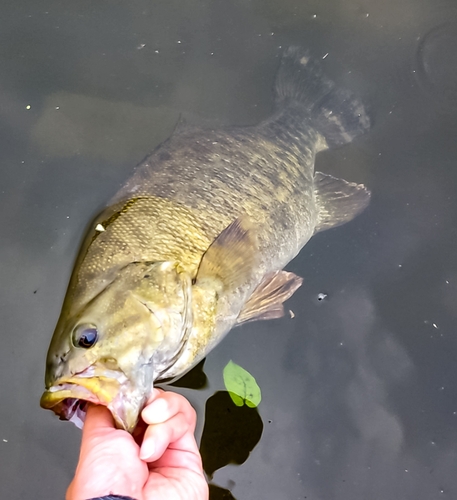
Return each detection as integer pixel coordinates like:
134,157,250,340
1,1,457,498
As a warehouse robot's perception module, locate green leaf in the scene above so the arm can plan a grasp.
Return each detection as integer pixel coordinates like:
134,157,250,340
223,360,262,408
227,391,244,407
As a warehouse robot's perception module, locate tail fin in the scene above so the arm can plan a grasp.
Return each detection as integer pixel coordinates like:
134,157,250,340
275,46,370,148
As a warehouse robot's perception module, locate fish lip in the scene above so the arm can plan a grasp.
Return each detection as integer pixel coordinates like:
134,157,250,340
40,383,102,428
40,366,141,432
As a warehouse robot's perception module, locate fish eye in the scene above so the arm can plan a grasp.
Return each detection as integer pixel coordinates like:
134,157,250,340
72,324,98,349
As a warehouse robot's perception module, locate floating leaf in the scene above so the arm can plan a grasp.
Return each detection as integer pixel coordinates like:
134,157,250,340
223,360,261,408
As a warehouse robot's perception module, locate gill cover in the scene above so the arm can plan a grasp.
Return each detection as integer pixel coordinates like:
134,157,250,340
41,260,193,431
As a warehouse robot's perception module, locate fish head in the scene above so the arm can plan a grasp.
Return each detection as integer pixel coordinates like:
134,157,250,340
40,261,193,432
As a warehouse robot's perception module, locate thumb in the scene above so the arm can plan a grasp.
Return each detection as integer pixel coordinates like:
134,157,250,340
82,404,115,438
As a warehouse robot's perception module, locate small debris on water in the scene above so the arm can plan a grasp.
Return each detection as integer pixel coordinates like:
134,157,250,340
2,439,7,443
317,292,328,301
289,309,295,319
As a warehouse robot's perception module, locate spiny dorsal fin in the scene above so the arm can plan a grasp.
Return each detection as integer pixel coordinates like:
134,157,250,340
237,270,303,324
314,172,370,233
196,217,258,292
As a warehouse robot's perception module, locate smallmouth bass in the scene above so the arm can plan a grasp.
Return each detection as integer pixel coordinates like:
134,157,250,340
40,47,370,432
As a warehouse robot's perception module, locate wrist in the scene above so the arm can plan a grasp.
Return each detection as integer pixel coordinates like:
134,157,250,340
66,474,142,500
85,496,139,500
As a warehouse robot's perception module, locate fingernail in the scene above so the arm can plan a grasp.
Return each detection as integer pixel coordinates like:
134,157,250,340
140,439,155,460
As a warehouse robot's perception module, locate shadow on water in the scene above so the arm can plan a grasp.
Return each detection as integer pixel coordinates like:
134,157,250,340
169,362,264,499
200,391,263,477
208,484,237,500
169,359,209,390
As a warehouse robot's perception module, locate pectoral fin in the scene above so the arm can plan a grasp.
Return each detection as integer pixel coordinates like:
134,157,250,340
196,217,258,292
314,172,370,233
237,270,303,324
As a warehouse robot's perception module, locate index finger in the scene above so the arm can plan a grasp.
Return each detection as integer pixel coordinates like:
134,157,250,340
142,390,196,427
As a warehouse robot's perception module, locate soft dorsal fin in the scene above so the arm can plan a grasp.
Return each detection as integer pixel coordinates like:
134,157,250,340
237,270,303,324
196,217,258,292
314,172,370,233
172,113,189,134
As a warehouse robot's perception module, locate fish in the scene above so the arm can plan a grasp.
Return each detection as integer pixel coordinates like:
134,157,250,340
40,47,371,432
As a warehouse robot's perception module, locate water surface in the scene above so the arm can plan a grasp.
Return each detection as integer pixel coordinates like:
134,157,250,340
1,1,457,498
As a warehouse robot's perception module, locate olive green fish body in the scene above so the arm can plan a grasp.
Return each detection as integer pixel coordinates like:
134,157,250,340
116,112,319,270
41,47,371,431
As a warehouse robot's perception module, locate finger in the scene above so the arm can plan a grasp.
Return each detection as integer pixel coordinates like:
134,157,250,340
79,405,116,462
139,412,189,461
132,416,148,445
142,390,196,427
143,465,208,500
149,441,203,474
146,387,164,405
82,404,115,437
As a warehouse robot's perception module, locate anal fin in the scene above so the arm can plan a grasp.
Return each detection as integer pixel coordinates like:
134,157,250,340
237,270,303,324
314,171,370,233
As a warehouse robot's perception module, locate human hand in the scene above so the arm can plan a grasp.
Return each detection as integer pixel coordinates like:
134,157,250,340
66,389,208,500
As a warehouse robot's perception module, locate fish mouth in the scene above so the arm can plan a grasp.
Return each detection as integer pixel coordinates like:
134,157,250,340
39,383,102,429
40,367,146,433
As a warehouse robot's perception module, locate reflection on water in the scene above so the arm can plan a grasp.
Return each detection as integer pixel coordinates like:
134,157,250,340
31,92,179,163
415,23,457,110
